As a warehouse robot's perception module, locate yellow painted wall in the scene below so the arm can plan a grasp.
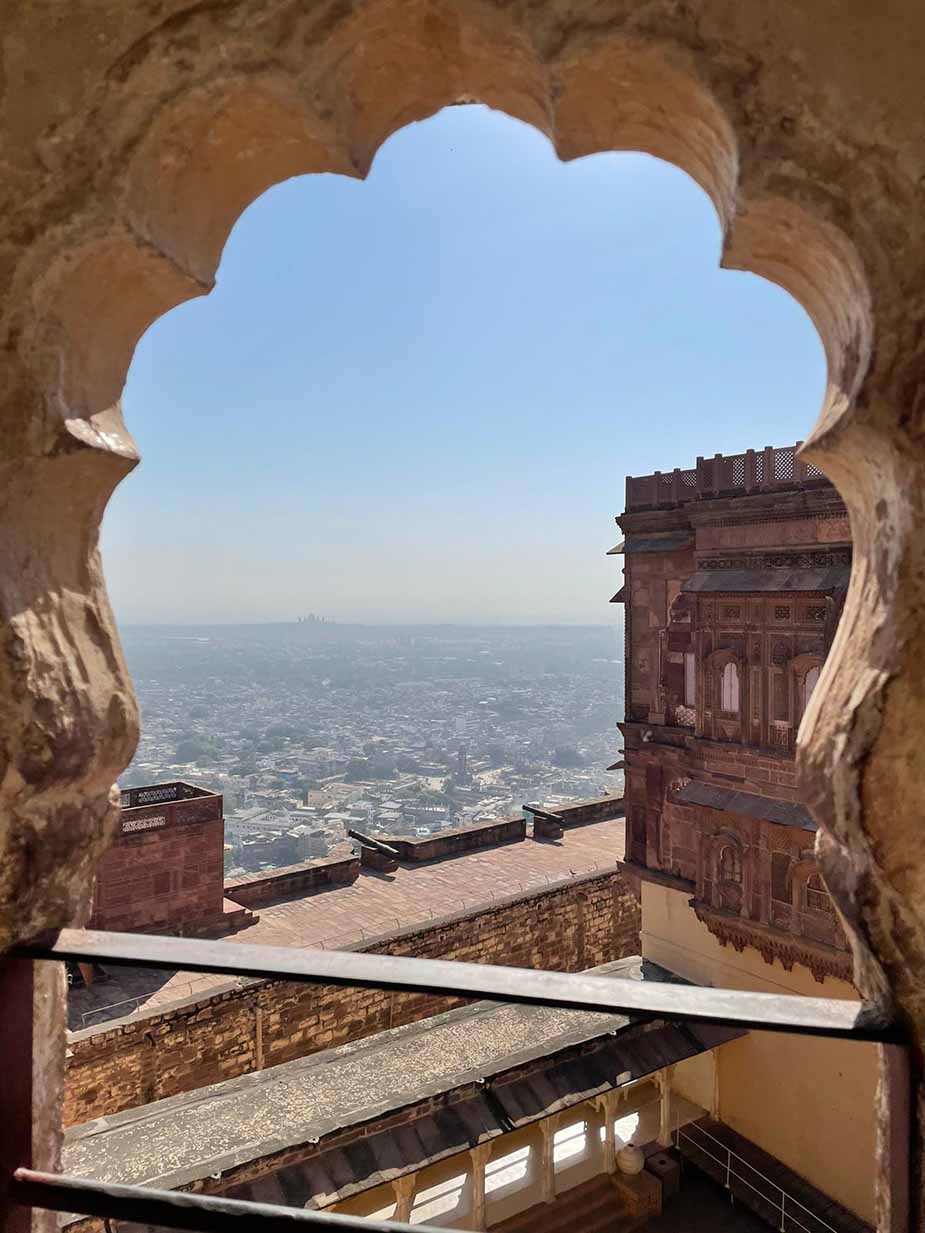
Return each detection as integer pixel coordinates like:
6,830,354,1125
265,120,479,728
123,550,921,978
670,1049,715,1115
642,882,877,1225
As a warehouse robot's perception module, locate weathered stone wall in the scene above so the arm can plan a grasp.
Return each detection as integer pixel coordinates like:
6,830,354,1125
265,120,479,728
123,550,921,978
89,813,225,934
63,866,640,1126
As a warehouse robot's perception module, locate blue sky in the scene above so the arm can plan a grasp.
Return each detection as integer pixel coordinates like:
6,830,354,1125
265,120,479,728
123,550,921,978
104,104,825,626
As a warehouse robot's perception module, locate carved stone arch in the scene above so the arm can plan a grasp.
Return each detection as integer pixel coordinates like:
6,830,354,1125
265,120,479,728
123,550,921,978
11,6,925,1218
8,4,882,952
704,646,743,722
790,853,821,913
704,826,748,917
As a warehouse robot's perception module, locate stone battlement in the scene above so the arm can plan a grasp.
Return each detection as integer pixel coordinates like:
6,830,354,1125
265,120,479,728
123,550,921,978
625,442,831,512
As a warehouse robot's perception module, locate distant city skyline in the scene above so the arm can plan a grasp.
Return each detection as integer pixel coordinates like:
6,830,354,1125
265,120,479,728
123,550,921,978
103,104,825,626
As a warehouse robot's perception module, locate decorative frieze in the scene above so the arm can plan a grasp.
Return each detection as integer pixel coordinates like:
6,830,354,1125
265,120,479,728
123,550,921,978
698,550,851,572
691,900,852,984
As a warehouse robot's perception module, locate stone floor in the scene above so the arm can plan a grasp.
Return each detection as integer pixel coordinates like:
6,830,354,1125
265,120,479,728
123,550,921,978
68,817,624,1029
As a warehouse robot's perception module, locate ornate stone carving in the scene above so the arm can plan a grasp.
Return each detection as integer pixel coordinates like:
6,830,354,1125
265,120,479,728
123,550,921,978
699,550,852,572
691,900,853,984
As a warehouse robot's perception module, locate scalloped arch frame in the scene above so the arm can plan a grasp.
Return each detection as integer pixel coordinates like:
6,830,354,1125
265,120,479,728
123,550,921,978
5,11,925,1217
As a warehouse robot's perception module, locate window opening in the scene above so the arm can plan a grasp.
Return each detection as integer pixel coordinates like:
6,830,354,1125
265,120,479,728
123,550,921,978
771,852,792,904
409,1171,468,1224
720,661,740,714
366,1202,397,1221
719,844,742,884
485,1145,530,1194
773,669,790,723
684,651,696,707
614,1112,641,1147
805,872,833,914
553,1120,588,1166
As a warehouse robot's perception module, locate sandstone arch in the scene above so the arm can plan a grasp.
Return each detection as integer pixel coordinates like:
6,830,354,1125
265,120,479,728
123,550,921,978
4,4,925,1226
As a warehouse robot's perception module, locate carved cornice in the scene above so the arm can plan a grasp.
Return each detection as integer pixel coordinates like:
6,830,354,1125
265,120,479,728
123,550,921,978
690,899,853,985
696,550,851,572
693,508,848,530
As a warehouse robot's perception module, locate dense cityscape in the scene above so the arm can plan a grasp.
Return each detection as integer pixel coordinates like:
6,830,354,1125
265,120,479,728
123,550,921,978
119,621,625,877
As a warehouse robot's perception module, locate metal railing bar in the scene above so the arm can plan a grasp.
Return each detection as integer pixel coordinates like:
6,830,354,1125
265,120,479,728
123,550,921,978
680,1136,792,1214
10,1169,453,1233
17,928,901,1043
680,1122,842,1232
676,1127,840,1233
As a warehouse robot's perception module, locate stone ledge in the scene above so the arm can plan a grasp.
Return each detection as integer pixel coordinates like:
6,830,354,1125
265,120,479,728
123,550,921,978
377,816,525,861
224,855,360,908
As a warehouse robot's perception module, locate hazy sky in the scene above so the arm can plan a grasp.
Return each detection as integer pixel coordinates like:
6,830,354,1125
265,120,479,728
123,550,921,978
103,104,825,626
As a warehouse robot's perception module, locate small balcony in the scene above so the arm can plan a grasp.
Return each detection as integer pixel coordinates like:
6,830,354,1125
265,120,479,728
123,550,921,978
118,780,222,831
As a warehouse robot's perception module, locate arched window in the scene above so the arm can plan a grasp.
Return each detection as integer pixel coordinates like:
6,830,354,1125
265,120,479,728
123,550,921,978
719,844,742,884
720,661,740,714
804,871,833,914
802,664,821,711
684,651,696,708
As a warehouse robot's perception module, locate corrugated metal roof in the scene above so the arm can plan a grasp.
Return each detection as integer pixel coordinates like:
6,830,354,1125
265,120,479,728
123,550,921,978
231,1097,501,1209
492,1022,742,1131
675,781,816,832
682,568,848,594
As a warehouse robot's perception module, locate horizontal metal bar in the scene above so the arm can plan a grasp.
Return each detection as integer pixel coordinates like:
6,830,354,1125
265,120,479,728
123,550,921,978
10,1168,452,1232
19,928,901,1042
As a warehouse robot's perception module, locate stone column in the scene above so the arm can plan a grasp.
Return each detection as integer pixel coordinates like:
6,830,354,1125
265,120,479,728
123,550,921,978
538,1116,558,1204
469,1142,493,1231
596,1092,620,1173
393,1174,417,1223
657,1067,674,1148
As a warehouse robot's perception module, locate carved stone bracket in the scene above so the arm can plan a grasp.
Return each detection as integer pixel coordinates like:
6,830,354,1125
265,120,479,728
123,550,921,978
691,899,853,985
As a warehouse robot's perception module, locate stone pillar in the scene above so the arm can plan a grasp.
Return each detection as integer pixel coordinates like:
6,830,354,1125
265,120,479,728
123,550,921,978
596,1091,620,1173
657,1067,674,1147
393,1174,417,1223
538,1116,558,1204
469,1142,493,1230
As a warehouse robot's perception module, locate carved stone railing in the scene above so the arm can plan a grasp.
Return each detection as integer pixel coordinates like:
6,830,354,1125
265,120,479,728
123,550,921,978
118,781,213,809
625,443,830,512
117,782,222,834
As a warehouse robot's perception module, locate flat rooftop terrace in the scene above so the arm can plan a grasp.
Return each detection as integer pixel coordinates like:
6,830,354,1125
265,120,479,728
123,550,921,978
68,815,625,1029
64,956,728,1206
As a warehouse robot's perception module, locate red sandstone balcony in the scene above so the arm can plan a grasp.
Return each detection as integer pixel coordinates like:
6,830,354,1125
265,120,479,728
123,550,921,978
118,780,222,831
625,442,831,512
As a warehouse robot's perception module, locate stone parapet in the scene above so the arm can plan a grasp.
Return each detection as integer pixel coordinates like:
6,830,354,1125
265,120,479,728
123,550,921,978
63,865,640,1126
224,856,359,908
